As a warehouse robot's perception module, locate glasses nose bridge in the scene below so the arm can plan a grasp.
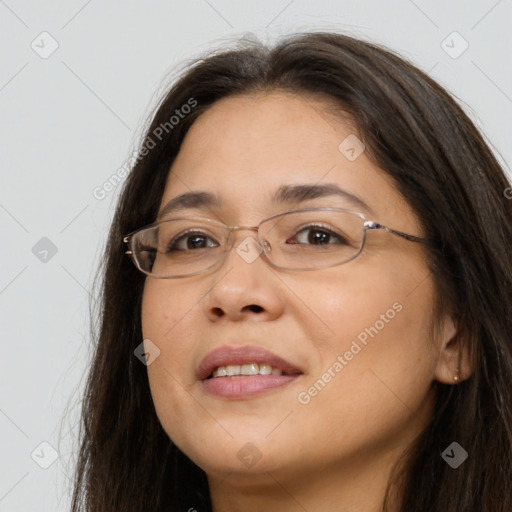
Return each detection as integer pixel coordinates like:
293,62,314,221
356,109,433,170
216,225,266,269
224,224,263,247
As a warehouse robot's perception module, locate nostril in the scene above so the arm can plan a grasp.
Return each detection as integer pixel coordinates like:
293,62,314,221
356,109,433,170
245,305,263,313
212,307,224,317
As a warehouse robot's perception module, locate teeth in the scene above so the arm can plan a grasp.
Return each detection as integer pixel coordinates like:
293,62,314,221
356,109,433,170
259,364,272,375
241,363,259,375
225,365,240,376
215,366,227,377
211,362,284,378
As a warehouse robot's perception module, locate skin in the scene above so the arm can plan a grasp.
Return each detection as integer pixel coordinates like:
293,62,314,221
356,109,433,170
141,92,471,512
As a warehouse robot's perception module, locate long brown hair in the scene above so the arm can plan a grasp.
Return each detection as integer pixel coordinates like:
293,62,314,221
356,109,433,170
70,32,512,511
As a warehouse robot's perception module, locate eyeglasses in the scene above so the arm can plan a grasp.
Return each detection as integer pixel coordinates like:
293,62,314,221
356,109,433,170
122,207,434,279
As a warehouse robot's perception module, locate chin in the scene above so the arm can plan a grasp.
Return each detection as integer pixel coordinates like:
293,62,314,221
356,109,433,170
174,432,292,476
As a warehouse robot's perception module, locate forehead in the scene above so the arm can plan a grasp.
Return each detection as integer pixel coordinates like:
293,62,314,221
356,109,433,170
158,92,414,226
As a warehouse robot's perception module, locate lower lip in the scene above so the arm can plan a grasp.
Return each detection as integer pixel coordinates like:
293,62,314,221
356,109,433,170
201,374,300,399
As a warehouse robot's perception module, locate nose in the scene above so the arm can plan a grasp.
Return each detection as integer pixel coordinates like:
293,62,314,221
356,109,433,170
201,232,285,322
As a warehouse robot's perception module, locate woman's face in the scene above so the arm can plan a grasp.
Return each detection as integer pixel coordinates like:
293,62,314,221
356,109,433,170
141,92,456,484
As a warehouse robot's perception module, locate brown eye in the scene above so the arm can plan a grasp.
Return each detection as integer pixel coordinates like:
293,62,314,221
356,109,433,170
286,225,349,246
167,231,219,251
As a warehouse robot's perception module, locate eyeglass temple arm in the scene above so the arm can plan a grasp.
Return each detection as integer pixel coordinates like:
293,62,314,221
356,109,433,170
364,221,434,245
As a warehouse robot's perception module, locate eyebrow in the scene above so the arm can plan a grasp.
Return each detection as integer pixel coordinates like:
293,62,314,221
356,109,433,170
156,183,373,220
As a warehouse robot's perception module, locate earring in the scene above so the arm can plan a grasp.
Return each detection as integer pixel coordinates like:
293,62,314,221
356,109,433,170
453,368,460,382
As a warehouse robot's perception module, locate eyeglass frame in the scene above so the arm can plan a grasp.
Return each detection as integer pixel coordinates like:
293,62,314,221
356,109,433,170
122,206,436,279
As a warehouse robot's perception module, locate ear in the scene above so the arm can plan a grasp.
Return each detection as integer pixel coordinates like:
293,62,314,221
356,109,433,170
433,314,474,385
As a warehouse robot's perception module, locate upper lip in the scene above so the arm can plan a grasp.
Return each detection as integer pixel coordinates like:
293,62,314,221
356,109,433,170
197,345,304,380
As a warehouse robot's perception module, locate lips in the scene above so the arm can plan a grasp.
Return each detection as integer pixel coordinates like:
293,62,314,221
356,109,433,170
196,345,303,381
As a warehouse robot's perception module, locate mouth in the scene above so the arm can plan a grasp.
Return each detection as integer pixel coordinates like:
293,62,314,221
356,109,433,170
197,345,303,399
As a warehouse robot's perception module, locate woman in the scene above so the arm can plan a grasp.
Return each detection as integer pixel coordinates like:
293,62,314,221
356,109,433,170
71,32,512,511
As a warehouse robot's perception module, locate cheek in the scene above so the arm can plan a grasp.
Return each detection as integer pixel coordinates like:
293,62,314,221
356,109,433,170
141,281,199,423
299,269,437,430
141,279,197,341
285,263,421,354
294,260,438,406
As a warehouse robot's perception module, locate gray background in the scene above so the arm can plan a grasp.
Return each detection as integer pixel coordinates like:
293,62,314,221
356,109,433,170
0,1,511,510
